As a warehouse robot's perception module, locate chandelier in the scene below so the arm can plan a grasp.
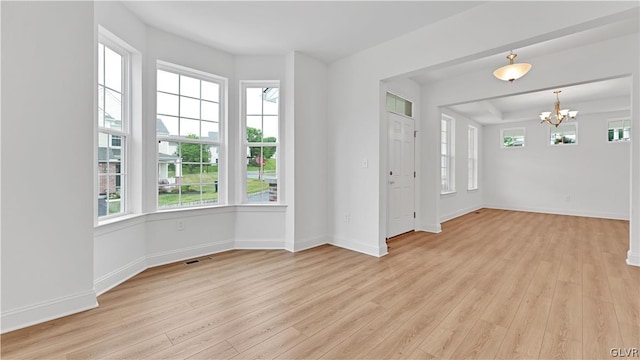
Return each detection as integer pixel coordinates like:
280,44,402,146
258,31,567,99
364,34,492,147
539,90,578,127
493,51,532,82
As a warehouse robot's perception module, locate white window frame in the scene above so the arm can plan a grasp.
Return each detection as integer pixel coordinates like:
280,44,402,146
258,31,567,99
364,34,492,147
97,34,131,220
441,114,455,194
608,118,631,143
549,122,578,146
468,125,478,191
155,61,227,209
501,127,526,149
241,81,281,204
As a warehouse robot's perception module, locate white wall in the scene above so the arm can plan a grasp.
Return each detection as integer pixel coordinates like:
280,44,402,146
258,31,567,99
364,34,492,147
328,2,639,256
1,2,97,332
439,110,484,222
484,111,630,220
292,53,329,251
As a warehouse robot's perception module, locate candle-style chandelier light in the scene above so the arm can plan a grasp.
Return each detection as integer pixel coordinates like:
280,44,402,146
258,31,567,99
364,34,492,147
539,90,578,127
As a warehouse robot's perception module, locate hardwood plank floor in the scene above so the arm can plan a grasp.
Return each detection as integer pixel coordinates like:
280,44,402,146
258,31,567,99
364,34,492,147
2,209,637,360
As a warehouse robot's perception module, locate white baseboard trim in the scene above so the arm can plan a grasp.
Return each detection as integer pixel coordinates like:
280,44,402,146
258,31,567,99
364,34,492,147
627,249,640,267
329,237,386,257
483,204,629,221
293,235,328,252
94,256,147,297
440,206,482,223
234,239,286,250
146,240,234,268
1,290,98,334
418,223,442,234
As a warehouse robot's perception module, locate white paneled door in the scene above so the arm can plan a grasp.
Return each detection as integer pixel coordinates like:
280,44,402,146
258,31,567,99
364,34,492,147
388,112,415,238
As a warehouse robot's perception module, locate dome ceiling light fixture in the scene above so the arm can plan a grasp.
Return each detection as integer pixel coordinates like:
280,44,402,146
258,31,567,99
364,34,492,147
539,90,578,127
493,51,532,83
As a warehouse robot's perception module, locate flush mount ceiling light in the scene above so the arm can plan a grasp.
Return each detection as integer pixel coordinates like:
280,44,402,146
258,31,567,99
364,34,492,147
539,90,578,127
493,51,532,83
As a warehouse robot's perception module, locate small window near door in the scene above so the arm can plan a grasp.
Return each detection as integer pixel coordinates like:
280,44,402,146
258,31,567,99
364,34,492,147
501,127,525,148
608,119,630,142
386,92,412,117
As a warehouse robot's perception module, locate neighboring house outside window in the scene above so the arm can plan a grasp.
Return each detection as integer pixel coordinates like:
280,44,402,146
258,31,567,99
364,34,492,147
156,63,225,209
242,82,280,203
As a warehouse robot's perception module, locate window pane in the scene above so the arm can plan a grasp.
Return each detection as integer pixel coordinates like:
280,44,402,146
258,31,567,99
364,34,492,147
180,75,200,98
262,88,279,115
180,96,200,119
263,116,278,141
202,81,219,102
246,116,263,142
201,100,219,121
246,87,263,114
201,121,219,141
180,118,200,138
157,115,179,137
386,93,395,111
157,92,179,116
157,70,179,94
104,89,122,130
247,146,267,202
98,43,104,85
98,86,105,128
104,46,122,92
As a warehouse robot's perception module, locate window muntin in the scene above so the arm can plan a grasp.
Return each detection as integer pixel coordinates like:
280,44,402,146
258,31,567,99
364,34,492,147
549,123,577,145
243,84,280,203
468,125,478,190
98,42,128,218
608,119,630,142
156,65,223,209
441,114,455,194
501,127,525,148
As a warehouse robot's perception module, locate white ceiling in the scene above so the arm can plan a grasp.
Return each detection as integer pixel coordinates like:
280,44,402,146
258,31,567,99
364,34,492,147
122,1,481,63
121,1,638,125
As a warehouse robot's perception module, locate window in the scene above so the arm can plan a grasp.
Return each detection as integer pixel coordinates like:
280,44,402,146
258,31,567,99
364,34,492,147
156,63,224,208
608,119,630,142
242,83,280,203
549,123,577,145
441,114,455,194
98,41,128,218
386,92,413,117
468,125,478,190
501,127,525,148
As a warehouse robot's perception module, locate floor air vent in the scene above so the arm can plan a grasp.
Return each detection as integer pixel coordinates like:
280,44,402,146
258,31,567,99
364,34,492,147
185,257,213,265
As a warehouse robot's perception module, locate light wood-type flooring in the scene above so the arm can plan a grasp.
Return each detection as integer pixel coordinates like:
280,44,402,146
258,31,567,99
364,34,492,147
2,209,639,359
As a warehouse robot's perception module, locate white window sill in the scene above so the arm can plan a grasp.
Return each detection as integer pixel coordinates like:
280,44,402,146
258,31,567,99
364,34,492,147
440,191,457,197
467,188,479,192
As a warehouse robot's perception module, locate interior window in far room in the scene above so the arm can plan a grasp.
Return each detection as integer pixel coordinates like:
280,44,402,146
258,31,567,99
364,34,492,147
608,119,631,142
